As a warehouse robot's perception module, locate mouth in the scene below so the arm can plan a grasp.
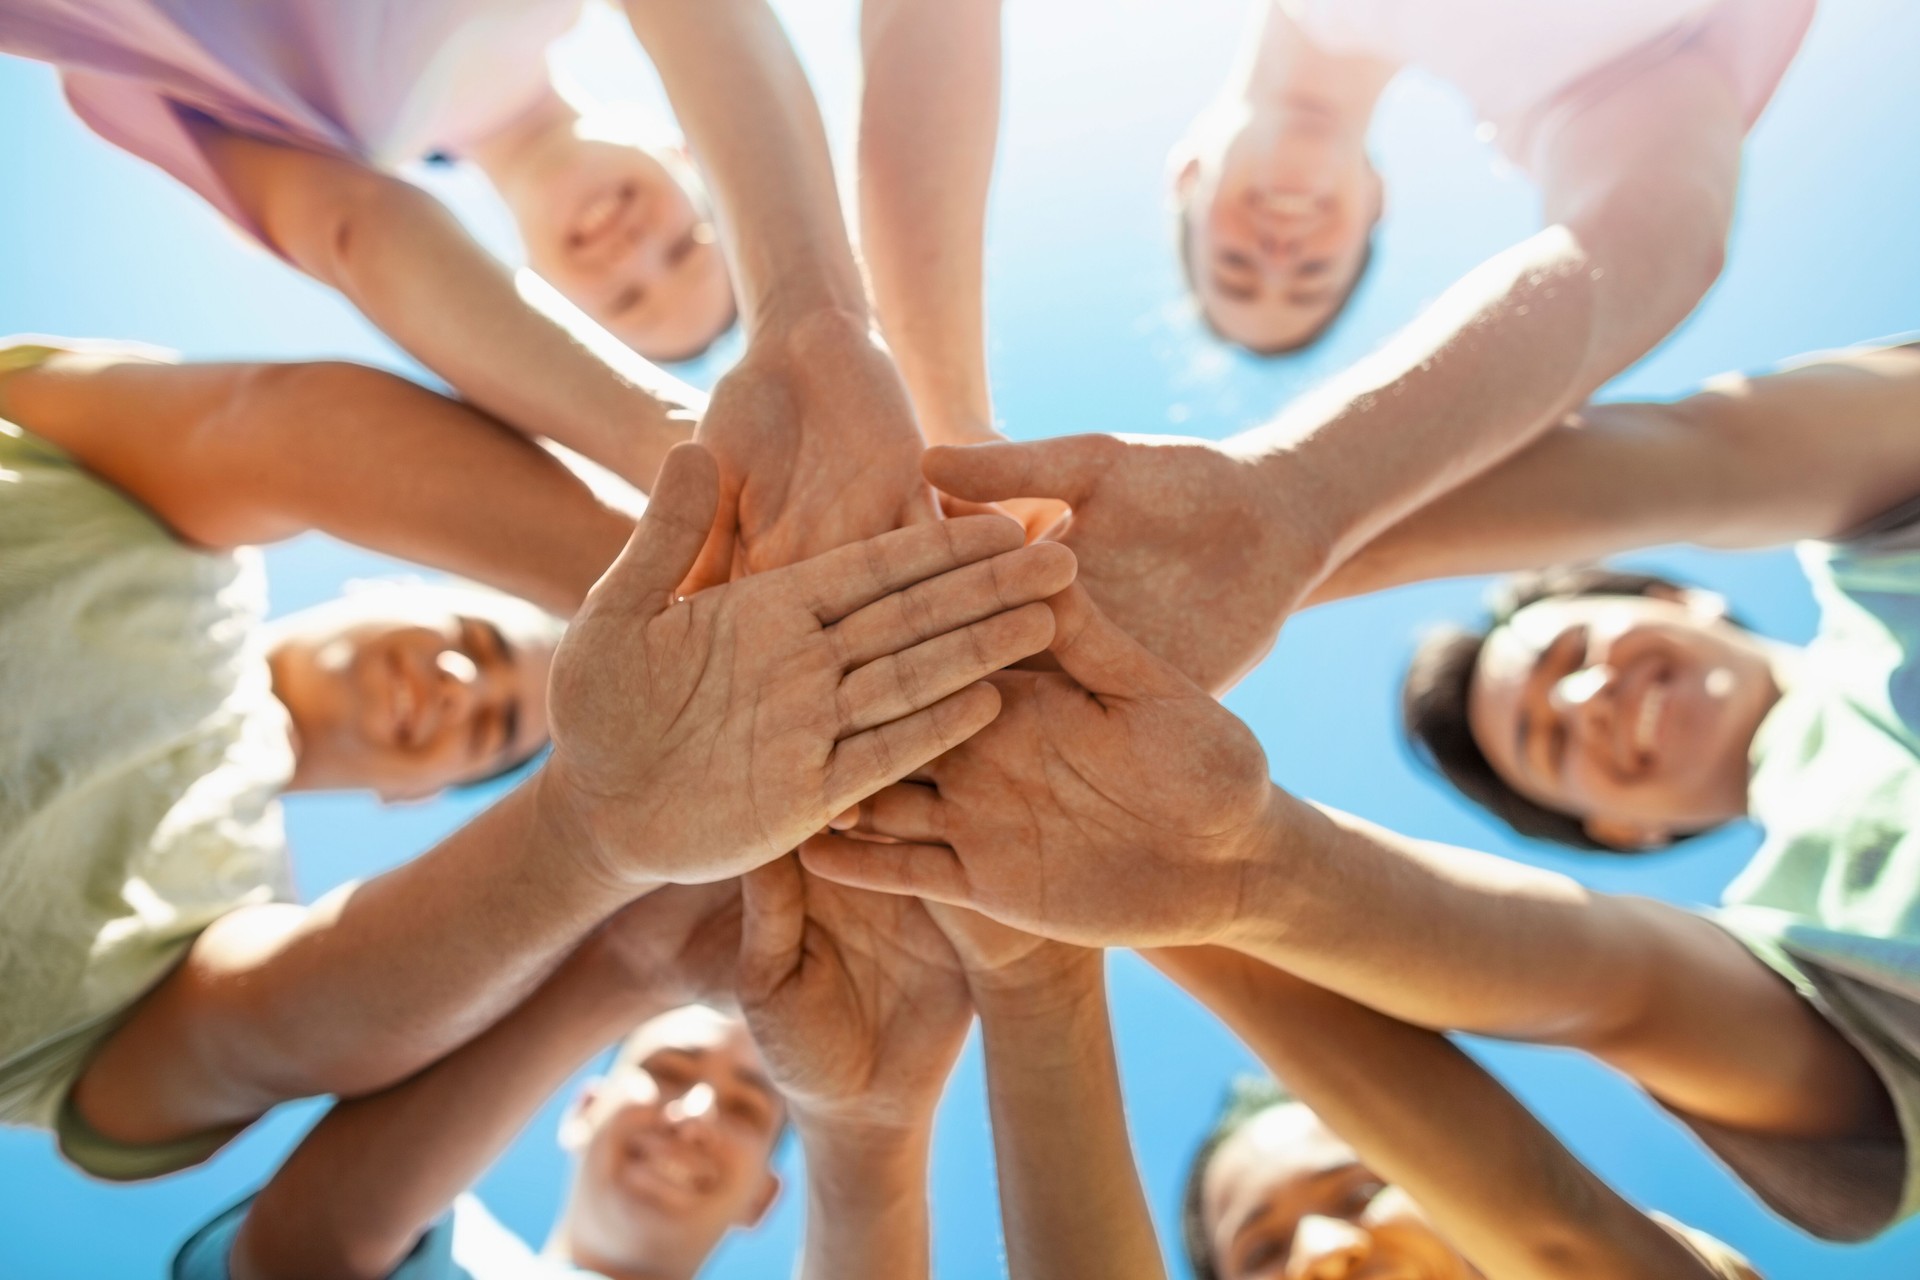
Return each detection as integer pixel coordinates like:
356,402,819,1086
571,184,635,251
622,1131,717,1201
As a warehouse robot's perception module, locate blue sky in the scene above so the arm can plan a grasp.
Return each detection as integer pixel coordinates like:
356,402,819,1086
2,0,1919,1275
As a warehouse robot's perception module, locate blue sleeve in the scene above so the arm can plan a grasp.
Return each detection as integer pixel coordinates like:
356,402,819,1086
172,1193,463,1280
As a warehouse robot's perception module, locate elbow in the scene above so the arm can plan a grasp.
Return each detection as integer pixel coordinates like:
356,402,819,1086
236,1206,414,1280
290,171,442,292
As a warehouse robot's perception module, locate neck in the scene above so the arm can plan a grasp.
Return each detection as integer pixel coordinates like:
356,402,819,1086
544,1189,707,1280
1237,0,1395,140
468,84,580,196
263,636,314,792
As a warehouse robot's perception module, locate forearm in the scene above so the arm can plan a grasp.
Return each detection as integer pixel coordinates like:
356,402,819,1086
796,1118,935,1280
858,0,1002,445
1232,226,1610,573
976,959,1166,1280
621,0,868,334
1312,341,1920,604
195,126,697,488
4,356,633,615
73,771,647,1140
1149,948,1713,1280
235,942,665,1280
1222,789,1891,1138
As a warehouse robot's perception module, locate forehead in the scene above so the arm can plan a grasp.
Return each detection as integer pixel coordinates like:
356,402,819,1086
620,1007,763,1076
1206,1105,1357,1223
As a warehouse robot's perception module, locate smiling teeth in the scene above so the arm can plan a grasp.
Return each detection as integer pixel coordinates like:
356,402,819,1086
1634,685,1666,756
576,191,623,239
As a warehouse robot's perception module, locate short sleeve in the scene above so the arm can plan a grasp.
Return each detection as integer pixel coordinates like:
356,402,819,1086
173,1196,466,1280
1650,1214,1765,1280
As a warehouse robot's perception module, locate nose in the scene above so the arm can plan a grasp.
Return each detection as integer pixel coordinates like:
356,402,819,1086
1289,1215,1372,1280
666,1082,718,1126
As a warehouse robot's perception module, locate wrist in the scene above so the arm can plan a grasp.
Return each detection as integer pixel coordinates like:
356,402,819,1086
529,761,665,904
1216,783,1305,955
1233,439,1346,594
795,1109,934,1182
969,949,1105,1022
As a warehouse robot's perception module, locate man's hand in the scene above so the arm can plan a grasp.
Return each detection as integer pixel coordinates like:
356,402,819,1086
737,856,973,1133
924,904,1098,1008
924,434,1323,694
592,882,745,1009
803,585,1277,949
693,313,939,582
543,442,1077,890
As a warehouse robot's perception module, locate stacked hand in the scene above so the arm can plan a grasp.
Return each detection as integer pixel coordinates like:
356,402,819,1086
542,442,1078,891
737,856,972,1134
925,433,1325,695
804,584,1279,950
693,312,941,583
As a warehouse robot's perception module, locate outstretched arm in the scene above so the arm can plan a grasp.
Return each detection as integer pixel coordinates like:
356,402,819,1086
932,910,1166,1280
0,346,633,615
857,0,1002,448
193,126,700,490
1152,946,1729,1280
920,46,1749,691
619,0,939,575
1310,339,1920,603
233,887,733,1280
71,449,1071,1150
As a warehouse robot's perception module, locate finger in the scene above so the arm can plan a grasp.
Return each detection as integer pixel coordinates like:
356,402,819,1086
830,541,1077,668
596,443,720,614
922,435,1119,508
799,834,971,906
737,854,806,1000
792,514,1027,623
825,682,1000,811
680,501,737,596
936,491,1006,521
838,602,1053,733
848,782,947,844
1047,582,1196,700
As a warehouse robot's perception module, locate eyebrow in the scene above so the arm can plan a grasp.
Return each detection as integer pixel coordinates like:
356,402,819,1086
1210,272,1259,303
467,617,520,757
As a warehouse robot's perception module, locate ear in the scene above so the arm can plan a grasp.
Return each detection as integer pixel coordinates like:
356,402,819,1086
740,1169,783,1228
1170,148,1203,202
1582,815,1674,853
558,1078,604,1153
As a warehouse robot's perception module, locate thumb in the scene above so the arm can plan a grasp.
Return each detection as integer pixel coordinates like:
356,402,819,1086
1047,584,1196,700
923,435,1117,508
737,854,806,1004
596,442,721,614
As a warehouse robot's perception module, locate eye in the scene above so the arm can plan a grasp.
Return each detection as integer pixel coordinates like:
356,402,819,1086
1296,258,1330,279
1220,249,1256,273
1235,1231,1288,1274
1344,1178,1387,1216
611,285,644,316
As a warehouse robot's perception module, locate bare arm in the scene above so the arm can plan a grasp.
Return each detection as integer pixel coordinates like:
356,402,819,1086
971,948,1166,1280
857,0,1003,446
0,349,633,615
234,935,671,1280
1151,947,1723,1280
192,125,700,490
1311,341,1920,603
1234,44,1746,577
1224,793,1895,1145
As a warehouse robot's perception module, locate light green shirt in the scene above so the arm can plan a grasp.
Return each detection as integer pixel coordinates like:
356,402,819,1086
0,345,296,1134
1713,518,1920,1240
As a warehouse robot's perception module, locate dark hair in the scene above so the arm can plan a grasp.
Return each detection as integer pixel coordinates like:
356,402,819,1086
1182,1076,1298,1280
1176,168,1381,357
1400,565,1730,852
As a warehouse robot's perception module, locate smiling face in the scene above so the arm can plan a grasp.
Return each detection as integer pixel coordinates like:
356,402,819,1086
1467,593,1779,848
266,582,560,802
508,125,736,364
560,1007,784,1273
1174,100,1380,353
1202,1104,1479,1280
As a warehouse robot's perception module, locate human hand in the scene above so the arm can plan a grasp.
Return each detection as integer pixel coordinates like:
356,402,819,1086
925,434,1324,694
803,585,1278,949
592,882,744,1009
543,443,1078,890
691,312,938,584
737,856,972,1134
922,903,1099,1007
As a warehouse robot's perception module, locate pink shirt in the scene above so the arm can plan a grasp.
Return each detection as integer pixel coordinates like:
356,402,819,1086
0,0,584,242
1284,0,1816,163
